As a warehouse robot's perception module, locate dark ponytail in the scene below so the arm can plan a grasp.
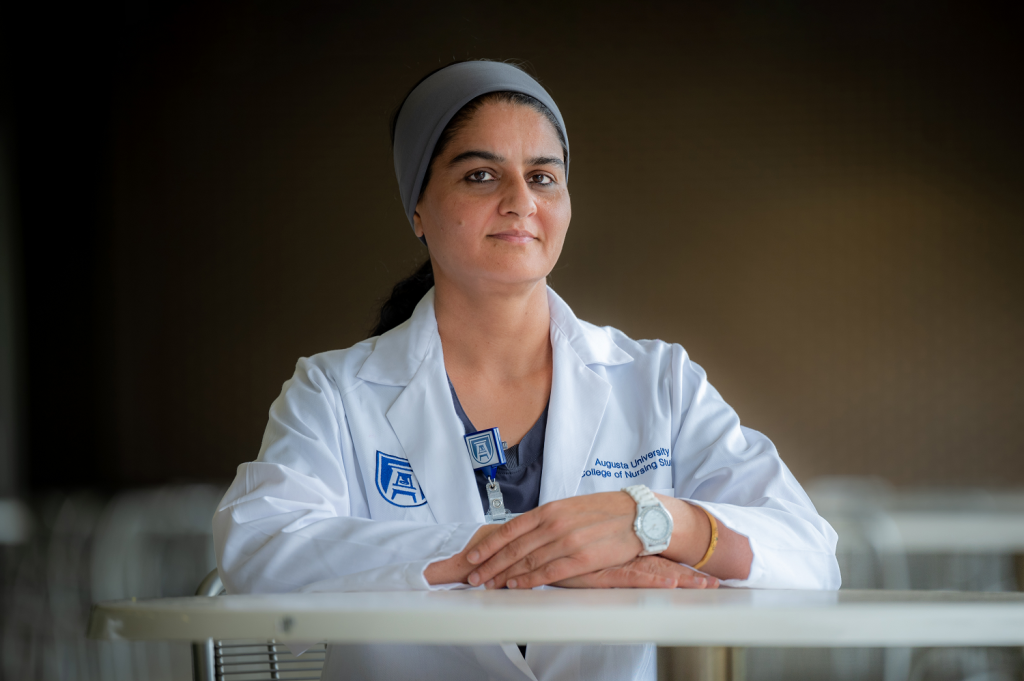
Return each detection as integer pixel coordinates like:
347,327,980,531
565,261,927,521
371,61,567,338
369,259,434,337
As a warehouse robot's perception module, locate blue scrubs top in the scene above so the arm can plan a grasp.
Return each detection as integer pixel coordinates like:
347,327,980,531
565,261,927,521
448,379,547,515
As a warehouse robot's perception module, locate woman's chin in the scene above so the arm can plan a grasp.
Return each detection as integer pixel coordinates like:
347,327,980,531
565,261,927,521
467,269,551,292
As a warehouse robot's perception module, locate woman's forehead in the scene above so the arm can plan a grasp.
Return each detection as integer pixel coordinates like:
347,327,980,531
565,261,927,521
447,102,564,159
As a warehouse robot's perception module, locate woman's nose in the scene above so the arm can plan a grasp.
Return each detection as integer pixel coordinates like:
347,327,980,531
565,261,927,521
498,175,536,219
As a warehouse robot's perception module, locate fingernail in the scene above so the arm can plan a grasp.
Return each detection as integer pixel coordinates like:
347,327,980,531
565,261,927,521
468,572,480,586
486,580,495,589
699,577,707,588
663,578,675,588
467,551,480,564
507,579,518,589
710,578,719,588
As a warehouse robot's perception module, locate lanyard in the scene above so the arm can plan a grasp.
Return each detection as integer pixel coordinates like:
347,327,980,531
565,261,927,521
463,427,520,524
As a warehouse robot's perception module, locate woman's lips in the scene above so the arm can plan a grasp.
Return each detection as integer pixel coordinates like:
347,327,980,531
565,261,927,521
489,231,536,244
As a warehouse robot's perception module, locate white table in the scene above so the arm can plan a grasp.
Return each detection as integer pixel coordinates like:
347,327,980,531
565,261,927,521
88,589,1024,681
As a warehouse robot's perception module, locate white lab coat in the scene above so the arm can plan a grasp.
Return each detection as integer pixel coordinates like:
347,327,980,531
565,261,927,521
213,287,840,681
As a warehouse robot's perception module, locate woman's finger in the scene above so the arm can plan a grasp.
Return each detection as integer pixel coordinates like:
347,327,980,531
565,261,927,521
603,566,680,589
481,516,642,588
484,545,554,589
504,553,596,589
466,493,644,588
469,508,593,585
467,522,564,587
632,556,719,589
464,510,543,566
552,557,720,590
555,566,677,589
478,517,627,588
485,533,585,589
484,524,608,589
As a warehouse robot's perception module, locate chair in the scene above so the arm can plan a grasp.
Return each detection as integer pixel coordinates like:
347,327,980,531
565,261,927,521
191,569,327,681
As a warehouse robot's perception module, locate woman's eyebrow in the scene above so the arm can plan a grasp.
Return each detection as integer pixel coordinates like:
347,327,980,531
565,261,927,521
448,150,505,166
447,151,564,169
528,156,565,169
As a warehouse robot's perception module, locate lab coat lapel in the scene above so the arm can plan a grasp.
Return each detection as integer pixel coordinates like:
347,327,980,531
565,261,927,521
538,312,613,505
385,330,486,526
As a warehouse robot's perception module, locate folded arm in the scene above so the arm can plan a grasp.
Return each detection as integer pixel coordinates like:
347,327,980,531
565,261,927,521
214,357,482,594
451,346,840,591
214,461,483,593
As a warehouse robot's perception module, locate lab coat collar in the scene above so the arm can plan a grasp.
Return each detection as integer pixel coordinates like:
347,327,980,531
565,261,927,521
356,288,440,387
546,287,633,367
357,286,633,387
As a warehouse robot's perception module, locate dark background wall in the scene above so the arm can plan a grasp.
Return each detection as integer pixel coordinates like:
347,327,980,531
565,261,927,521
3,2,1021,491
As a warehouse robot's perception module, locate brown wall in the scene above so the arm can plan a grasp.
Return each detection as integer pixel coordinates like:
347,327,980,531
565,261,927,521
101,4,1022,486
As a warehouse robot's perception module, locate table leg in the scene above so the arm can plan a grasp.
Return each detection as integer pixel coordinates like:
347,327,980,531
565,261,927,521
658,646,745,681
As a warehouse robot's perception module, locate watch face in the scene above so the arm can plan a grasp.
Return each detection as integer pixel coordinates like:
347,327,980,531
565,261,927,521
640,507,672,542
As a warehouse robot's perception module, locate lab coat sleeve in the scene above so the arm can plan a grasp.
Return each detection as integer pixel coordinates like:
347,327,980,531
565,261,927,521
669,345,841,590
212,357,481,594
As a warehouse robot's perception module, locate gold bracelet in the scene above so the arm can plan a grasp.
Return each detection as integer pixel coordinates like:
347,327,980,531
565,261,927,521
691,506,719,571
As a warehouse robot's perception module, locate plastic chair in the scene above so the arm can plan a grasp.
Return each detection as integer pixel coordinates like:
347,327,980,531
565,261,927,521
191,569,327,681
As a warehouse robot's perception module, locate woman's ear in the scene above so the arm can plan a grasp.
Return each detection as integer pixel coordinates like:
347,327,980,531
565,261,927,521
412,210,425,239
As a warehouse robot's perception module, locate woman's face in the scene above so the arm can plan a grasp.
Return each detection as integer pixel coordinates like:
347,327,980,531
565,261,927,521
413,101,570,293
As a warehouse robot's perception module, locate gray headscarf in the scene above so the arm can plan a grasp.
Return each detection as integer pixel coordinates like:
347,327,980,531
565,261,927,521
392,61,569,232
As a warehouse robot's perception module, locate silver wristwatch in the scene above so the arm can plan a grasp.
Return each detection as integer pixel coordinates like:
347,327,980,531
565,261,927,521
622,484,674,556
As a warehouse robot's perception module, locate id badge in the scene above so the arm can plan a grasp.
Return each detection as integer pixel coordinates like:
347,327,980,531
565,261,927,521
464,428,517,523
464,427,506,475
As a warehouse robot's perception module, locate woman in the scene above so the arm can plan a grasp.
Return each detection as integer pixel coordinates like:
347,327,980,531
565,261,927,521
213,60,840,681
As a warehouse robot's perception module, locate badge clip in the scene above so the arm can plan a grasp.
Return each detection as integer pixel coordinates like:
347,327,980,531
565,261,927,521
485,478,515,524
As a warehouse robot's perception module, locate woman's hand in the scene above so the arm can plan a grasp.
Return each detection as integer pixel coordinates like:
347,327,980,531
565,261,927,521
463,490,752,589
464,492,646,589
424,524,502,585
427,521,718,589
554,555,718,589
430,490,751,588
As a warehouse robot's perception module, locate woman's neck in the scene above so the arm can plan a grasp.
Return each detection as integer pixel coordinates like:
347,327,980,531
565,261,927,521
433,274,552,385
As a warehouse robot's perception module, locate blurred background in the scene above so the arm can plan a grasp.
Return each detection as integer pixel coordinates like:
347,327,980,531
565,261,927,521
0,1,1021,680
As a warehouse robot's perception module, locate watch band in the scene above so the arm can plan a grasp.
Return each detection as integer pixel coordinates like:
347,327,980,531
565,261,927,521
622,484,659,509
622,484,672,556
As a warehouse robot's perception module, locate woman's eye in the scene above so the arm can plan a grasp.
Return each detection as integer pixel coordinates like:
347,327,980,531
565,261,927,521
467,170,495,182
530,174,553,185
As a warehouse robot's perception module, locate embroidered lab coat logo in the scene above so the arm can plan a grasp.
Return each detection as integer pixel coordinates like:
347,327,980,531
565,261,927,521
465,432,498,466
375,451,426,507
